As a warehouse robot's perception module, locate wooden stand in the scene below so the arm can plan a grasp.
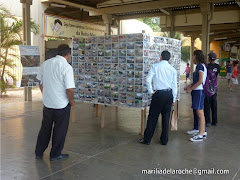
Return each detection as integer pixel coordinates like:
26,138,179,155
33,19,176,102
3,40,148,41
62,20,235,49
101,105,105,128
71,105,76,123
176,100,179,120
141,108,147,136
95,104,99,117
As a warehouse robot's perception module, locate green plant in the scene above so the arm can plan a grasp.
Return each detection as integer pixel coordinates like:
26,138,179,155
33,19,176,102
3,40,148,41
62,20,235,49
138,17,160,32
181,46,190,63
0,5,39,94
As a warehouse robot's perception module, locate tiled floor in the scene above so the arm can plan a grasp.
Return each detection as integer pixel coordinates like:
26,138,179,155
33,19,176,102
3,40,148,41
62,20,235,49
1,79,240,180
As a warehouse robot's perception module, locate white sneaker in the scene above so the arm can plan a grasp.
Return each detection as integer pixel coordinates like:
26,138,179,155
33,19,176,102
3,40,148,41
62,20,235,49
186,129,199,135
190,135,203,142
193,132,207,139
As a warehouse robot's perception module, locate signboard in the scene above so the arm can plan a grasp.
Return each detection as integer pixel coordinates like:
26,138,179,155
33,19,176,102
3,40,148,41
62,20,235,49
19,45,40,87
44,14,117,38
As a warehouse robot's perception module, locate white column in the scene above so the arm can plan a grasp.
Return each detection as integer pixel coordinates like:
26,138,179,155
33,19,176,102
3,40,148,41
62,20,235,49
102,14,112,35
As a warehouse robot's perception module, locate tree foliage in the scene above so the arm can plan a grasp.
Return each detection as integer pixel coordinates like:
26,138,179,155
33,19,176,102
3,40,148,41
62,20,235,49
181,46,190,63
0,5,39,93
138,17,160,32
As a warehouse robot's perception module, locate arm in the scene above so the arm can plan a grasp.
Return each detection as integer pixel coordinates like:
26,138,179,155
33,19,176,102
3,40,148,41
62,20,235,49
39,82,43,93
187,71,204,93
64,66,76,106
172,70,178,105
146,66,155,94
66,88,75,106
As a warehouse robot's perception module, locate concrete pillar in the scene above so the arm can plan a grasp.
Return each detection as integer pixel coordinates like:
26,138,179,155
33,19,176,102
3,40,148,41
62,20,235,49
21,0,32,101
102,14,112,35
200,2,211,58
38,3,48,64
190,35,197,79
21,0,32,45
170,12,175,38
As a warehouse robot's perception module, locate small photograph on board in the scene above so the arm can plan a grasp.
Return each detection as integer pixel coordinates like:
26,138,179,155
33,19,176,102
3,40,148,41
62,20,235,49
73,44,78,50
119,43,126,49
91,37,97,43
98,36,104,43
126,34,134,41
135,49,143,56
127,42,134,49
112,43,119,49
98,44,104,50
105,36,112,43
98,50,104,56
104,57,112,63
72,50,79,56
119,78,126,84
135,42,143,49
112,57,118,63
127,56,134,63
119,50,126,56
92,44,97,50
85,37,91,43
72,38,78,44
134,34,143,41
85,44,92,50
112,35,119,42
135,57,143,63
119,57,126,63
105,50,112,56
119,35,126,42
105,43,112,50
127,64,134,70
112,50,118,56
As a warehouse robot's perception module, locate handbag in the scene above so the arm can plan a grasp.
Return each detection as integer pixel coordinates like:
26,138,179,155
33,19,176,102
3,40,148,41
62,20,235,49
170,109,178,131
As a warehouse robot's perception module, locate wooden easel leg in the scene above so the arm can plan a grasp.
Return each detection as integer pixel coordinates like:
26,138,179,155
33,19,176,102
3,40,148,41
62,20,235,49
95,104,99,117
101,105,105,128
115,106,118,112
177,100,179,120
71,105,75,123
141,108,146,136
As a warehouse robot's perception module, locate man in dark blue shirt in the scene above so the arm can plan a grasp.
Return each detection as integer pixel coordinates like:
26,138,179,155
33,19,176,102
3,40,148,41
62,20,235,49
204,53,220,127
226,61,232,88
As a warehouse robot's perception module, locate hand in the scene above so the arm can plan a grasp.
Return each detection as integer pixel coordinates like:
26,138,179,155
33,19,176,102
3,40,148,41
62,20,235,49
70,100,75,106
153,90,156,94
172,102,175,106
184,87,187,91
186,87,192,93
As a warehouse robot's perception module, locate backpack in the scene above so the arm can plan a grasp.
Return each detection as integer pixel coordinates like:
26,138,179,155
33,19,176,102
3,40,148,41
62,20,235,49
203,68,218,96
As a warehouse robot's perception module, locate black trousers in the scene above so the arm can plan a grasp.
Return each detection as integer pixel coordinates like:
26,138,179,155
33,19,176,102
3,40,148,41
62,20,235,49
144,90,173,145
204,93,218,125
35,104,71,158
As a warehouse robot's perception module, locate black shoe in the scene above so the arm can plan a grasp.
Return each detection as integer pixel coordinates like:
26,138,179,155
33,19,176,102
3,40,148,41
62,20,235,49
35,155,43,159
50,154,69,161
139,138,150,145
212,123,217,126
206,123,211,127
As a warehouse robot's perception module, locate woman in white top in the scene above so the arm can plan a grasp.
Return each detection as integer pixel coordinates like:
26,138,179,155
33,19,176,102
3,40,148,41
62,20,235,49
185,50,207,142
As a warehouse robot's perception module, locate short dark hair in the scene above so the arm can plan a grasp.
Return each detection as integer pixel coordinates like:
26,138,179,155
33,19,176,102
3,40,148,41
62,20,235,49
54,19,62,26
187,63,189,65
161,51,171,61
193,50,206,64
233,61,239,66
57,44,71,56
227,60,230,63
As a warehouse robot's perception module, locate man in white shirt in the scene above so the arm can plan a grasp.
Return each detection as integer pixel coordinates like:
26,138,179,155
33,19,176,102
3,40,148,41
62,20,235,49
35,44,75,161
139,51,177,145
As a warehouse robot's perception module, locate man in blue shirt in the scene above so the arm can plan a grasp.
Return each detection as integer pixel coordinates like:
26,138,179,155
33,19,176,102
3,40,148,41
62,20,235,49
139,51,177,145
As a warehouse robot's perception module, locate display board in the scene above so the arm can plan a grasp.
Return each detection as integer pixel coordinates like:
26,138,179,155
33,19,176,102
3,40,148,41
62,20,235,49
72,33,181,108
19,45,40,87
